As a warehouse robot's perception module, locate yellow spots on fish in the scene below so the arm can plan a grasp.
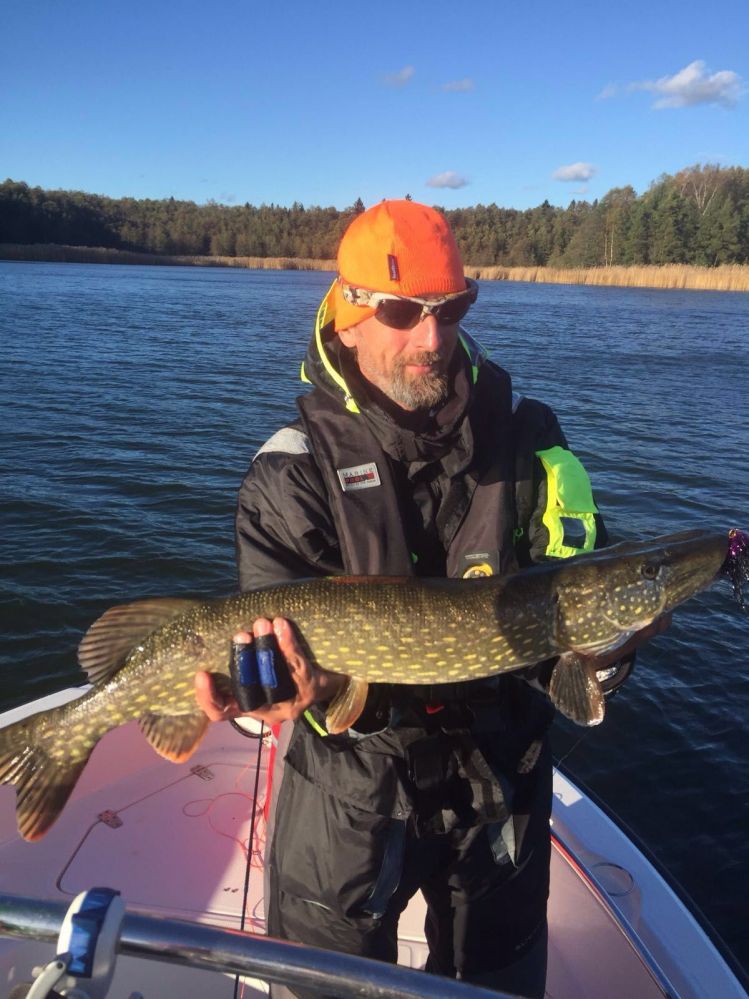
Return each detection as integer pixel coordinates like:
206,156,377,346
134,693,149,704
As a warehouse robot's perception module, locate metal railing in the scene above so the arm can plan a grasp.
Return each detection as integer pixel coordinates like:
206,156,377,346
0,892,516,999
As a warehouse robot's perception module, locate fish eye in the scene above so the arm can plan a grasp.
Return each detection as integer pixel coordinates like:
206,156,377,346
641,562,661,580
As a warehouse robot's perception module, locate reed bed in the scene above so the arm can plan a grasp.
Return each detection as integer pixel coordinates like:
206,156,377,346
464,263,749,293
3,244,748,292
0,244,337,271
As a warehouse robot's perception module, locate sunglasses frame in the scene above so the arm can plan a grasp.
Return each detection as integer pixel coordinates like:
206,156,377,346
341,278,478,329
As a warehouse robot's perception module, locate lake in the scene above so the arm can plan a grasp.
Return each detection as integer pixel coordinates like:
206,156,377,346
1,261,747,973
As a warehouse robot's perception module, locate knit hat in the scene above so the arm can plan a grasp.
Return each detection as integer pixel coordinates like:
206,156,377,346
332,200,467,331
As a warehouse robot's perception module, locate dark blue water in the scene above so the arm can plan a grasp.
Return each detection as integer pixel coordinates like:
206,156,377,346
1,262,748,971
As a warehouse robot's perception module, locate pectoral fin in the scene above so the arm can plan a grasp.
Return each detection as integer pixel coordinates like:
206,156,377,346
548,652,605,727
325,678,369,735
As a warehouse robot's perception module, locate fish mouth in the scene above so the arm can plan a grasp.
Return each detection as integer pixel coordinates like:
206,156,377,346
661,531,728,610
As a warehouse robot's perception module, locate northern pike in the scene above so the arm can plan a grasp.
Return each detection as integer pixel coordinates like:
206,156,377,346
1,528,745,842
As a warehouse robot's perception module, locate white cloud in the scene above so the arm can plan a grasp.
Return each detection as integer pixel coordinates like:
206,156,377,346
631,60,744,108
383,66,415,87
426,171,469,190
596,83,619,101
441,78,474,92
552,162,597,182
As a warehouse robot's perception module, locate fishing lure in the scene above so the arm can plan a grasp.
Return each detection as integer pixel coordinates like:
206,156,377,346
723,529,749,613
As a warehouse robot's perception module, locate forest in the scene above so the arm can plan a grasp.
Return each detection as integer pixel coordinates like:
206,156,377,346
1,165,747,269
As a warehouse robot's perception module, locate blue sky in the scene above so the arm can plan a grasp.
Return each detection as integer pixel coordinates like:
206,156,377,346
2,0,748,212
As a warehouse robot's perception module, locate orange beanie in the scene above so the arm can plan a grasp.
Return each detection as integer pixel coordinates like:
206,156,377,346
332,200,466,332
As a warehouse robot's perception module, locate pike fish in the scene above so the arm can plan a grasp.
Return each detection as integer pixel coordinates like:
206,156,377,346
0,529,743,841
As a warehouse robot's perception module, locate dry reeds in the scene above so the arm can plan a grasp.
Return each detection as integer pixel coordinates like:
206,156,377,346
0,243,338,271
464,263,749,293
3,244,748,292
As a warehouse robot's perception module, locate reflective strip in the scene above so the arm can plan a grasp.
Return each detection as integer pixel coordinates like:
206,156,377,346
458,330,488,385
537,445,598,557
254,427,310,459
303,708,328,737
312,280,360,414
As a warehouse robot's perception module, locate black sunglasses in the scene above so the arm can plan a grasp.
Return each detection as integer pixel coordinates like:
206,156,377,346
342,279,479,331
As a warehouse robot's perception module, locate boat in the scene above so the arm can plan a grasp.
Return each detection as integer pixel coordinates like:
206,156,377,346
0,687,746,999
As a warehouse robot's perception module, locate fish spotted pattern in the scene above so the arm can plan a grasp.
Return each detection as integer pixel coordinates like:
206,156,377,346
0,529,736,841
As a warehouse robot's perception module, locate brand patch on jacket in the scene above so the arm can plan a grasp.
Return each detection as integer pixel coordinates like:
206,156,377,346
337,462,381,492
460,550,499,577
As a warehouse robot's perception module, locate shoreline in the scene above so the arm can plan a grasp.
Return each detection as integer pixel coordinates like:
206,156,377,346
2,243,748,293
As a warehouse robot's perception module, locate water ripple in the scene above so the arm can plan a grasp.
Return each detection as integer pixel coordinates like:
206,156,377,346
1,263,748,969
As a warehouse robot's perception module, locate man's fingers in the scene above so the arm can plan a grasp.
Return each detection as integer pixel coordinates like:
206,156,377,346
271,617,303,662
195,669,233,720
199,617,340,723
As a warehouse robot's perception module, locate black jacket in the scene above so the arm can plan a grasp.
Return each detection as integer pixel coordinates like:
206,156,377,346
234,322,606,838
236,328,604,590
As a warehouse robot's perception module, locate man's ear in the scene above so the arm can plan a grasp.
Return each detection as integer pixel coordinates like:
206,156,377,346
337,325,358,348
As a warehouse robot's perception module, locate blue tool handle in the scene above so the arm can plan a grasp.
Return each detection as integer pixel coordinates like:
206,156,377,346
255,633,296,704
229,641,266,712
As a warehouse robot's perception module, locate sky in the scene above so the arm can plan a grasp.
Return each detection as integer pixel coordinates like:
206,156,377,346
2,0,748,212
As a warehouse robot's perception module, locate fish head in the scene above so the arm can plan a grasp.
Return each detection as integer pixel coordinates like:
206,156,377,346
554,530,728,650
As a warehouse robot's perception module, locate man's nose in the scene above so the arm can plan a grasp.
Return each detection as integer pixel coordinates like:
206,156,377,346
412,314,448,352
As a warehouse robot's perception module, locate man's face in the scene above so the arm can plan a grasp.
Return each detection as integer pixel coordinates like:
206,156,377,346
338,313,459,412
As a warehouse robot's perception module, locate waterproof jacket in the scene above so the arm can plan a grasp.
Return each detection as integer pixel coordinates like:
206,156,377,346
235,317,607,843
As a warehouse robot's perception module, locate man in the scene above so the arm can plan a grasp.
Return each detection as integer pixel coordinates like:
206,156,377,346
196,200,661,997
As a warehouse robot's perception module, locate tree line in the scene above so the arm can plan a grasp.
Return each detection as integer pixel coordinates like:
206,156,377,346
1,165,747,268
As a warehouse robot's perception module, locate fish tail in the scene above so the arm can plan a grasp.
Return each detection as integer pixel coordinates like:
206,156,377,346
0,715,96,841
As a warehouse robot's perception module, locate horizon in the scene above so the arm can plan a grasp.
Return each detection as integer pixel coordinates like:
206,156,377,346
2,0,748,213
5,161,743,216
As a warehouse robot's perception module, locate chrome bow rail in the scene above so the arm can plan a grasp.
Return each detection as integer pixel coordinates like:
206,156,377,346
0,892,512,999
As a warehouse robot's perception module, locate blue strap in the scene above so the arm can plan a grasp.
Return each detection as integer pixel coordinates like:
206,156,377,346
68,887,121,977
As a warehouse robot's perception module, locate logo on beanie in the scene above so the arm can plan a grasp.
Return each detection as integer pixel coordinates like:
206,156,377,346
387,254,400,281
337,462,381,492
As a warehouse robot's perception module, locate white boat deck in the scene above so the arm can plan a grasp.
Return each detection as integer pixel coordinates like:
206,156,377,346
0,691,744,998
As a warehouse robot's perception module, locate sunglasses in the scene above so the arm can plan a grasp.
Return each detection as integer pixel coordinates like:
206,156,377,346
341,278,478,330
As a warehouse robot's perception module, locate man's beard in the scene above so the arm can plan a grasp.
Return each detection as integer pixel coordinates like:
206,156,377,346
388,351,450,410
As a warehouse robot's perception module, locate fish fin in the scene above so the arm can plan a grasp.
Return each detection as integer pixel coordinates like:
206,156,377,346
138,712,210,762
325,678,370,735
548,652,606,727
78,598,200,684
0,715,94,841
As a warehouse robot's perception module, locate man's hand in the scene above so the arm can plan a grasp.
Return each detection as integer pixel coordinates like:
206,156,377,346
195,617,347,724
